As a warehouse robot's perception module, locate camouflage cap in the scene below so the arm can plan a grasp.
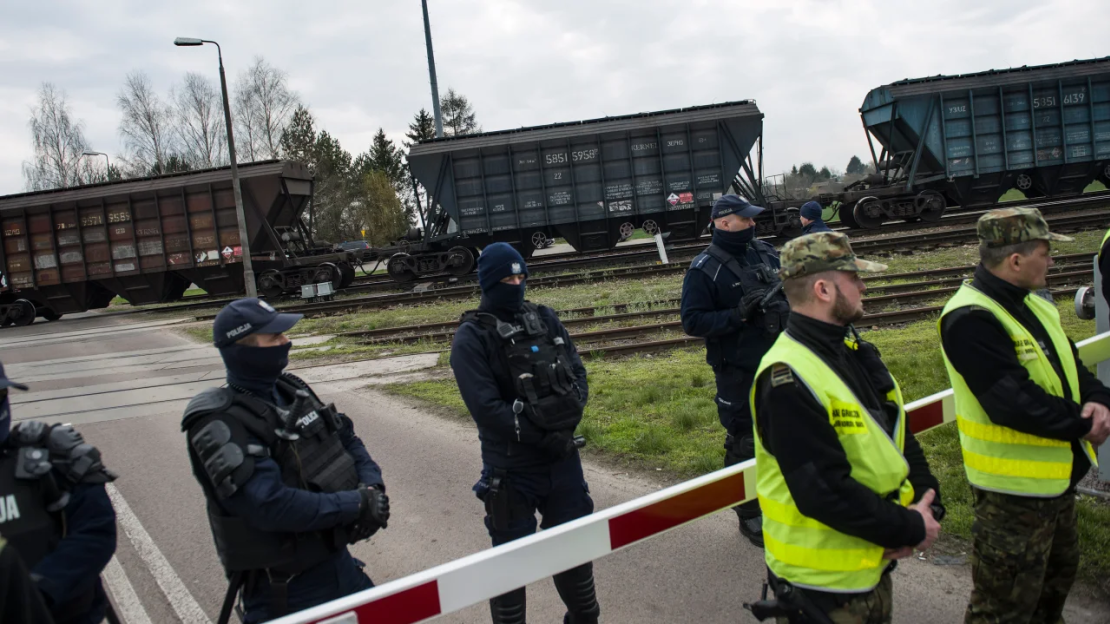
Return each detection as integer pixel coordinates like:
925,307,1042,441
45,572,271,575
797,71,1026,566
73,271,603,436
779,231,887,280
977,207,1073,247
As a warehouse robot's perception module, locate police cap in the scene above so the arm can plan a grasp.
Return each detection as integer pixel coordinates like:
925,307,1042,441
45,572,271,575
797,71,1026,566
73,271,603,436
212,298,303,348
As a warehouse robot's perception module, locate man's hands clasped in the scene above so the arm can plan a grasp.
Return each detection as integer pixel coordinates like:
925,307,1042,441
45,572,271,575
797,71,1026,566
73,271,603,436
883,489,941,561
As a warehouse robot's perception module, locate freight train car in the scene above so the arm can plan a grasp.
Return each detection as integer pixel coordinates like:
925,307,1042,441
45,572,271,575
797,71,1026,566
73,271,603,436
378,101,775,281
0,161,356,326
834,56,1110,228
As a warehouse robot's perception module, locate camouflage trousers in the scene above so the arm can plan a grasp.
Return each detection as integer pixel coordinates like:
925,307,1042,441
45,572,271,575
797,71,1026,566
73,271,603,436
965,488,1078,624
776,572,893,624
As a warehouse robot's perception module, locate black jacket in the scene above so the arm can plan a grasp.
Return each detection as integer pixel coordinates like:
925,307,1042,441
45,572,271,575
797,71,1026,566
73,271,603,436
754,314,939,550
940,265,1110,492
450,302,588,469
680,239,782,371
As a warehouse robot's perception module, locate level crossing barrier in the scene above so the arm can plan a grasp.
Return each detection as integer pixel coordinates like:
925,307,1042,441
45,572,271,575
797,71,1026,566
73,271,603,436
272,330,1110,624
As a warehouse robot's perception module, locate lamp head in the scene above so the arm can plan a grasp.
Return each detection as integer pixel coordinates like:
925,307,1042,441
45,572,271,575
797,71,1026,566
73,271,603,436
174,37,204,46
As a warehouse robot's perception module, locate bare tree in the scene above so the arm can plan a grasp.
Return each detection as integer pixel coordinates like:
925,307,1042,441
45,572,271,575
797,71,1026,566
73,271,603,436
117,71,176,174
21,83,90,191
173,72,225,169
233,57,298,161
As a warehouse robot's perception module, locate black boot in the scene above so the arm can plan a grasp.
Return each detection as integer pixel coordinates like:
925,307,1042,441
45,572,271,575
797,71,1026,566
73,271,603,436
489,587,526,624
737,509,764,548
553,563,600,624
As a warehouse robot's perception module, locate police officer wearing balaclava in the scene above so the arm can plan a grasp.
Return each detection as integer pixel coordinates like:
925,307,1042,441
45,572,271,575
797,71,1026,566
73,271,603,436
181,298,390,624
0,361,117,624
799,201,832,234
680,194,790,547
450,243,599,624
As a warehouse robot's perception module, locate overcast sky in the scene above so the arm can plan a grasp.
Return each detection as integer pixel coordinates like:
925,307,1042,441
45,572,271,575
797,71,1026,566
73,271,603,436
1,0,1107,195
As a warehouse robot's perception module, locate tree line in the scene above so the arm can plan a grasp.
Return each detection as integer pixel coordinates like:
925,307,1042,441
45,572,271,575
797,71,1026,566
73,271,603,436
770,155,876,200
20,60,481,248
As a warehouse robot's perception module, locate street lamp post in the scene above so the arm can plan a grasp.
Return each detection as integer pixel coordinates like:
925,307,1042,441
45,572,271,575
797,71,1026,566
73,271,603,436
78,150,110,185
173,37,257,298
421,0,444,138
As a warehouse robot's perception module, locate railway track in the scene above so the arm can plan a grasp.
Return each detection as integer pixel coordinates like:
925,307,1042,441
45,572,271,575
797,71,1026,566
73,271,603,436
331,260,1094,348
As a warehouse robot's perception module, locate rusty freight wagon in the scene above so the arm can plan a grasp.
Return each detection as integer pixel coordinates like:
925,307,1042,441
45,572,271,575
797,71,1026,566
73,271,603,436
377,100,773,282
0,161,357,326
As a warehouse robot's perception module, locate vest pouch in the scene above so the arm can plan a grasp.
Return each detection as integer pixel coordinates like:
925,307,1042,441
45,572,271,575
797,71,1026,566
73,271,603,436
208,509,333,574
280,432,360,494
523,392,584,431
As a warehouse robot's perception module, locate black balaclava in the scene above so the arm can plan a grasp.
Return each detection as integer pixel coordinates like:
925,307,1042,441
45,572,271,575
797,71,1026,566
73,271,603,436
477,242,529,316
220,342,292,401
712,225,755,256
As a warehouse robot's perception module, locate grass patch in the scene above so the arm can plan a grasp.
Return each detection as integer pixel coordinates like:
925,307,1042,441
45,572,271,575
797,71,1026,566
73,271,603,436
384,296,1110,588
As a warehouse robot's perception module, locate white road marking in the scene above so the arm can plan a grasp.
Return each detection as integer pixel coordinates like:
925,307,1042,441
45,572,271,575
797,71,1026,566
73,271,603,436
103,555,154,624
106,484,212,624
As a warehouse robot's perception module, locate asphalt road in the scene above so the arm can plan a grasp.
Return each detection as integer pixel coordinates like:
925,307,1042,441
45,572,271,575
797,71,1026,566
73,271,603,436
2,312,1107,623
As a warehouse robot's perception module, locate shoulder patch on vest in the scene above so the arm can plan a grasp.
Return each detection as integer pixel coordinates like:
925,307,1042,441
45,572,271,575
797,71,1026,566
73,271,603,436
182,387,234,431
770,363,795,387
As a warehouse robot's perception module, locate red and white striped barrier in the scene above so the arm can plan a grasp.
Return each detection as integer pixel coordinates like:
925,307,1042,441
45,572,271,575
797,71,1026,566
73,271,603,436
273,331,1110,624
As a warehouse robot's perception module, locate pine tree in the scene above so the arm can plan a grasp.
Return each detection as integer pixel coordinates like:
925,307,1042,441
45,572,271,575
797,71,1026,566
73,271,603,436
404,108,436,148
846,155,865,175
440,88,480,137
279,105,317,165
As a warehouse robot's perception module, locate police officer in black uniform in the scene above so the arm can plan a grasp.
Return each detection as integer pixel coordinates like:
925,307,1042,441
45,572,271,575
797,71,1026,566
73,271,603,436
0,361,117,624
450,243,599,624
680,194,790,547
182,298,391,624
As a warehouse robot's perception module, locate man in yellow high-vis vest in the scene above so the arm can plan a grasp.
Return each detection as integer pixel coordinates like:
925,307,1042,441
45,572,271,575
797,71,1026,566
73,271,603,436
939,207,1110,624
749,231,942,624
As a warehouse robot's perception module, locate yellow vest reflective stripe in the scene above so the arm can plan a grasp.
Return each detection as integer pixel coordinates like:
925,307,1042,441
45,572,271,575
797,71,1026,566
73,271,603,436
1100,229,1110,260
751,333,913,593
938,282,1098,497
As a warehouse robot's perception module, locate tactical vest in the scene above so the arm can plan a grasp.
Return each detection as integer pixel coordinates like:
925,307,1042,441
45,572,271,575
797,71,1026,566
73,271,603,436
183,373,359,575
698,242,790,348
939,283,1098,497
751,332,914,593
0,421,115,621
461,303,583,432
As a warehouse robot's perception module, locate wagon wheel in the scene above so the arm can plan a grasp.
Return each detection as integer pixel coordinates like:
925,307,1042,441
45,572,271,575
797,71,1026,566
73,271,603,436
314,262,343,291
1015,173,1033,191
530,231,548,248
257,270,285,299
851,198,885,229
915,191,946,223
618,222,634,241
642,219,660,236
387,253,417,282
445,246,476,276
8,299,36,327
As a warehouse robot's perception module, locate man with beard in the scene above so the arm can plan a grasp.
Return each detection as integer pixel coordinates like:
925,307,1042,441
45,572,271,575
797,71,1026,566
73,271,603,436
450,243,599,624
938,208,1110,624
748,232,943,624
181,298,390,624
681,194,790,547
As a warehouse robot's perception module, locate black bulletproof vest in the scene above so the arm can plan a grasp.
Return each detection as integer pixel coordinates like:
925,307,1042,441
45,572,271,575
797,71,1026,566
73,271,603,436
0,445,98,621
0,450,63,568
462,303,583,431
698,242,789,368
187,375,359,574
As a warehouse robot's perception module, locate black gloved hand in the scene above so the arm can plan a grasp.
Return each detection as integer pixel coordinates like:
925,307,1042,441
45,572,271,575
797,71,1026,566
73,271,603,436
349,484,390,543
739,289,766,322
538,430,575,459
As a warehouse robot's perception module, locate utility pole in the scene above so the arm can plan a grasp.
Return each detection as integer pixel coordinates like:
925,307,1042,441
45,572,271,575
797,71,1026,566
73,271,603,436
421,0,444,138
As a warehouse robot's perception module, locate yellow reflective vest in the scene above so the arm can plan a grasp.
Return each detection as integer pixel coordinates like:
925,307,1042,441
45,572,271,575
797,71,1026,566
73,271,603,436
939,282,1098,497
751,332,914,593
